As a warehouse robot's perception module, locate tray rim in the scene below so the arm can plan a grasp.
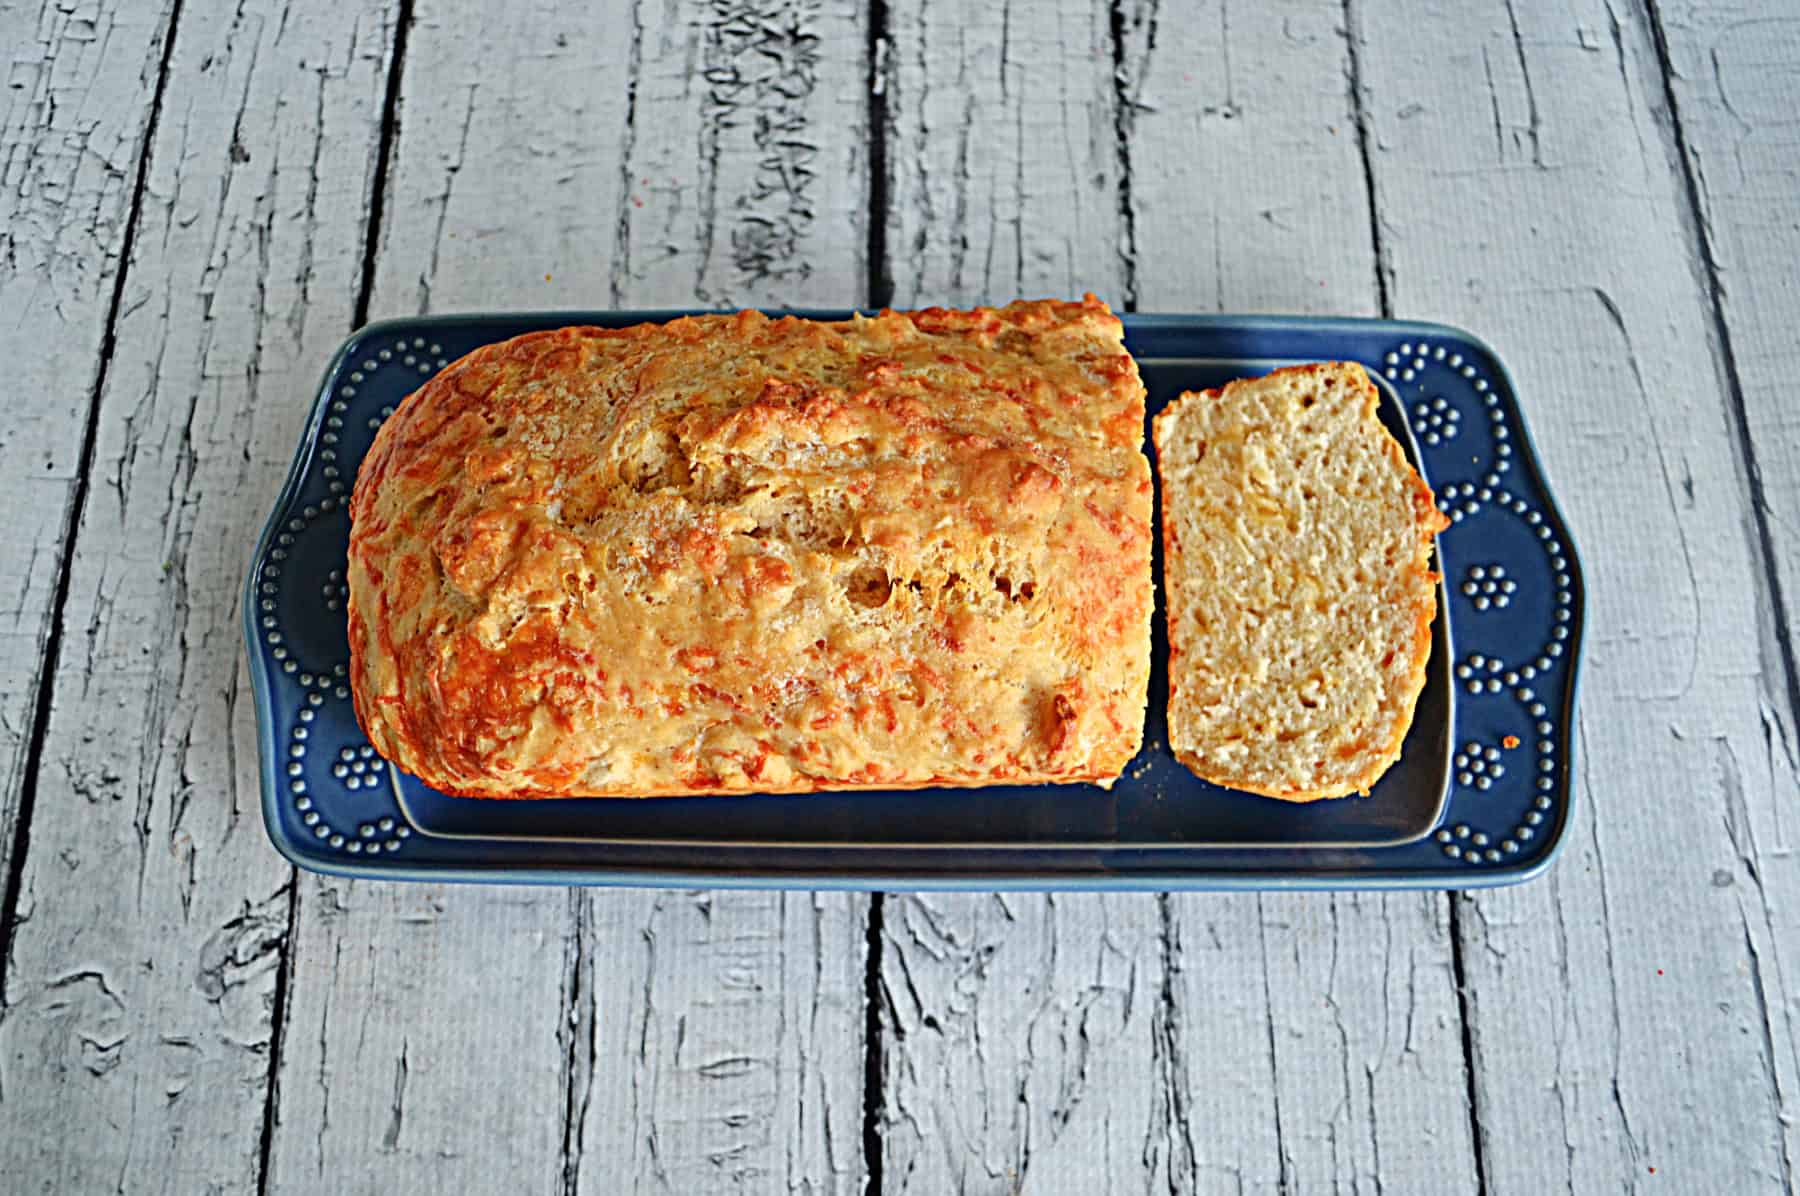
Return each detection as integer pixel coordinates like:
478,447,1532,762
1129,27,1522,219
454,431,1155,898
244,309,1585,890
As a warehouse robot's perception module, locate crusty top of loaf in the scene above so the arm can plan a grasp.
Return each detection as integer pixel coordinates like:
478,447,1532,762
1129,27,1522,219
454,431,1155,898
1151,362,1448,802
347,297,1152,797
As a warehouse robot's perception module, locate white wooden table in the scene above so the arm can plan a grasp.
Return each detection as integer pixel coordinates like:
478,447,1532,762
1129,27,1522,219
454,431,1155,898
2,1,1795,1190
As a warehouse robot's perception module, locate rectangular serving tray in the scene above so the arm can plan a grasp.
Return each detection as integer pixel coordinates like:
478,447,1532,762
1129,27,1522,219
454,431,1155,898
245,312,1584,889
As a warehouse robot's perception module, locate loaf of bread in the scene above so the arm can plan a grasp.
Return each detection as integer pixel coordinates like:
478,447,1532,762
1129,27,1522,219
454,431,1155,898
1151,363,1448,801
347,298,1153,798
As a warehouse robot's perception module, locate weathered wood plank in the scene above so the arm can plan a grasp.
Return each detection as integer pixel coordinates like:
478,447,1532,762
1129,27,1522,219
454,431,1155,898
268,882,572,1190
608,0,873,309
881,892,1165,1192
1653,0,1800,1170
366,0,629,314
1354,0,1798,1188
0,0,178,915
883,0,1127,309
878,2,1478,1192
1124,0,1379,315
0,1,395,1189
1224,893,1475,1191
270,3,873,1191
578,890,867,1194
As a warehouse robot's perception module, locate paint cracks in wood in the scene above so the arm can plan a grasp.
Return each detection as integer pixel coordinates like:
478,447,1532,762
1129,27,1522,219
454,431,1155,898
557,891,595,1196
806,896,847,1186
1578,722,1648,1174
254,877,300,1196
1364,1065,1387,1196
380,1041,409,1152
1107,0,1137,311
1254,904,1293,1193
896,0,937,304
697,0,825,303
1716,730,1800,1194
221,667,244,846
1145,893,1195,1191
134,364,204,908
861,892,885,1194
1445,900,1491,1196
419,83,478,316
1480,47,1505,161
1500,0,1545,169
637,897,669,1189
22,967,130,1091
1109,0,1161,312
195,885,291,1006
1600,0,1652,170
1641,0,1800,797
1591,283,1703,696
1738,910,1794,1191
1761,700,1800,809
1339,0,1391,317
608,0,647,310
866,0,892,309
312,933,346,1177
286,69,333,350
881,907,931,1039
1325,900,1352,1189
0,0,186,986
352,0,414,327
1542,872,1581,1190
947,82,973,300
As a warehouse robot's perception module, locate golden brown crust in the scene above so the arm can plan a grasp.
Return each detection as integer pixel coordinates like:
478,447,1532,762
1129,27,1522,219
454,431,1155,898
348,298,1152,798
1151,362,1448,802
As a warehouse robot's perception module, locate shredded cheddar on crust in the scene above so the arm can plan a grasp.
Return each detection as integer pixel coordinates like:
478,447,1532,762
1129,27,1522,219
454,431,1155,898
348,298,1152,798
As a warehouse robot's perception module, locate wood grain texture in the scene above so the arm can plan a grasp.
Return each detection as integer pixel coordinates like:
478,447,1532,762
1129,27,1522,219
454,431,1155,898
1123,0,1380,315
0,0,394,1189
1354,0,1797,1188
0,0,178,909
1219,893,1475,1191
881,893,1166,1192
1653,0,1800,1172
270,3,872,1191
883,0,1126,308
268,882,571,1190
369,0,629,314
576,890,867,1195
877,4,1477,1192
609,0,874,308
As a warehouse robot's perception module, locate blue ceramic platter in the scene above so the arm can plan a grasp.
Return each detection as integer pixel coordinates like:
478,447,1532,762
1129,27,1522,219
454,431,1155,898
245,312,1584,889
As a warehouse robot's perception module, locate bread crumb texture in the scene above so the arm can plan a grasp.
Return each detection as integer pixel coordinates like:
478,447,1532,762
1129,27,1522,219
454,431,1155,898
348,298,1152,798
1151,362,1448,801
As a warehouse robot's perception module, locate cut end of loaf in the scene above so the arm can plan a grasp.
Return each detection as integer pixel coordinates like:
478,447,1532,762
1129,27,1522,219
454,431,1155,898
1151,362,1449,802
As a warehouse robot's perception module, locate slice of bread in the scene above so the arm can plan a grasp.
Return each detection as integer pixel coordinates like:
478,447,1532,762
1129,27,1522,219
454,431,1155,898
1151,362,1449,801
